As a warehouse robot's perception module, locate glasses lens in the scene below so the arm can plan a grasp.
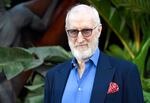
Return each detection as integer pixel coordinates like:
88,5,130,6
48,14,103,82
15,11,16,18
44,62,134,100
67,27,94,38
67,29,78,37
81,29,92,37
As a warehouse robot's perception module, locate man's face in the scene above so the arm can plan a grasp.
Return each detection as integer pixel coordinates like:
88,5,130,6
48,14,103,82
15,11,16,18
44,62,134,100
66,12,102,61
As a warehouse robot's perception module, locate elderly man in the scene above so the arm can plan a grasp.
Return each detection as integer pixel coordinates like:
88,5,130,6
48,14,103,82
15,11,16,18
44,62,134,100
44,4,144,103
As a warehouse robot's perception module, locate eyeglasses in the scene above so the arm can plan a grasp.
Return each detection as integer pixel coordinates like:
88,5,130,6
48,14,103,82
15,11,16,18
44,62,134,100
66,25,98,38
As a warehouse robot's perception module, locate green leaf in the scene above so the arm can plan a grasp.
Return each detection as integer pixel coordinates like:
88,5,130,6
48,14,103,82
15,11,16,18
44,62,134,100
106,44,131,60
142,78,150,91
0,47,43,80
25,73,44,91
25,83,44,91
28,46,72,63
3,62,24,80
32,74,44,85
143,91,150,103
146,56,150,73
25,95,43,103
141,16,150,44
133,38,150,76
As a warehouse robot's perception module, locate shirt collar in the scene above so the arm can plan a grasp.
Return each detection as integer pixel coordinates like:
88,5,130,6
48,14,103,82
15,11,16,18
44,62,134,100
90,48,100,66
71,48,100,68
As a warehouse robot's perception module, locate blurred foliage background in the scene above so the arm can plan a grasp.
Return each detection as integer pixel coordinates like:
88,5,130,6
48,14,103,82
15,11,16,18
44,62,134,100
0,0,150,103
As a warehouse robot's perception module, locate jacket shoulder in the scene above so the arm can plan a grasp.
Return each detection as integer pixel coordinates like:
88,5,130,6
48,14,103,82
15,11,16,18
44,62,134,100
46,59,72,77
101,53,138,73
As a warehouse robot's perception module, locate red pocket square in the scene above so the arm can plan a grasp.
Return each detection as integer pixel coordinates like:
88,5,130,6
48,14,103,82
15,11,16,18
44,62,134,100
107,82,119,94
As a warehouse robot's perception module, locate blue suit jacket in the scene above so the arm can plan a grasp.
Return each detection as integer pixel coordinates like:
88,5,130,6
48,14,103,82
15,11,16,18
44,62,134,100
44,52,144,103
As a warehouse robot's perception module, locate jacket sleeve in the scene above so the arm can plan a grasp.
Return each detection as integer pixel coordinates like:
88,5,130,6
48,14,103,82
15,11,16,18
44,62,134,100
124,64,144,103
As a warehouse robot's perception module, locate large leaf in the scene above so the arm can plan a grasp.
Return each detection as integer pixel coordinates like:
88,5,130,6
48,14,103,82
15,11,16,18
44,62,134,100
0,47,43,80
28,46,72,63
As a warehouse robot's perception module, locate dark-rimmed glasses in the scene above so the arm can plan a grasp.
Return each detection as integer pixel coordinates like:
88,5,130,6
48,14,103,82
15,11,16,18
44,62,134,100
66,25,98,38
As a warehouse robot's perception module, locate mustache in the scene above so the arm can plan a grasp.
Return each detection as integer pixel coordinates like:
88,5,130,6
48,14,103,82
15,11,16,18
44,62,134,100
75,44,88,47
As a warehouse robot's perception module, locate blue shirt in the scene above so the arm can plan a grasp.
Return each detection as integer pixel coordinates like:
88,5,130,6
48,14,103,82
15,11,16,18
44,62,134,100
62,48,100,103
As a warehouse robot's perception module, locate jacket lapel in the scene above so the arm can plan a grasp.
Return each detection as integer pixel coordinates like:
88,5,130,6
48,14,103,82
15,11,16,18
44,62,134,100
90,52,116,103
53,60,72,103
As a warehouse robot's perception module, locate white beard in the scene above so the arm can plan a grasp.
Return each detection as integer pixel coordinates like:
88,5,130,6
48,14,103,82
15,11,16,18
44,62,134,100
68,37,99,61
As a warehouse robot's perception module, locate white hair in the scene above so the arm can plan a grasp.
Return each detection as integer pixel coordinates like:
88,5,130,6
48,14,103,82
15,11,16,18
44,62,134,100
65,4,101,27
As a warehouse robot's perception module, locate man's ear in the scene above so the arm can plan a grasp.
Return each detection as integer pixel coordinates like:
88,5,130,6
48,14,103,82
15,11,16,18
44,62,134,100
97,25,102,38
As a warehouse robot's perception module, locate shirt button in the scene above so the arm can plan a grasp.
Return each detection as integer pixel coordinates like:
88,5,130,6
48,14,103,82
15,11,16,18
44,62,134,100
78,88,82,91
73,63,76,67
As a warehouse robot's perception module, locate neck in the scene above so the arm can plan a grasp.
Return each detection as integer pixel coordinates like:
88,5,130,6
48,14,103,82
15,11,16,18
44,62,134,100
77,59,85,78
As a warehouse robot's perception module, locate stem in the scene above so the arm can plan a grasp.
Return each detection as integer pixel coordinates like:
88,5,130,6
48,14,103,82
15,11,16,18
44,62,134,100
132,19,140,52
104,28,111,50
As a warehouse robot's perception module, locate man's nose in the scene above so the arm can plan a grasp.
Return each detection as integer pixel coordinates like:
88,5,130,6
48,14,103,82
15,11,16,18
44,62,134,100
76,32,85,43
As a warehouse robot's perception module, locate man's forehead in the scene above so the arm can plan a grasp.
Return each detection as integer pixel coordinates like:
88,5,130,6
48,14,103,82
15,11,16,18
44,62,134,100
67,15,95,28
67,8,94,23
69,5,93,16
69,12,93,20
